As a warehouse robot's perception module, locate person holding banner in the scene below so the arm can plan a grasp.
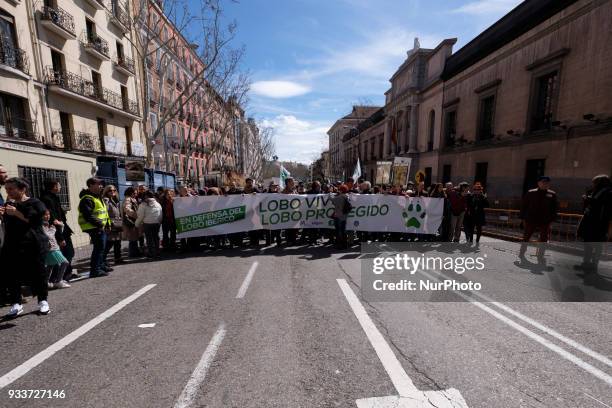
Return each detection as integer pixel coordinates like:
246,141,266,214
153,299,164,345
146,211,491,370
331,185,352,249
264,182,282,246
282,178,298,245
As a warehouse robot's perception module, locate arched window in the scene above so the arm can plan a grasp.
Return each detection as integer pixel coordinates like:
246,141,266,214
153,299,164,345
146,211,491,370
428,110,435,151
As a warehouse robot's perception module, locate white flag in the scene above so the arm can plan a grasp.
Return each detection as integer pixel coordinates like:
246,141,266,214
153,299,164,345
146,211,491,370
279,165,291,189
352,157,361,181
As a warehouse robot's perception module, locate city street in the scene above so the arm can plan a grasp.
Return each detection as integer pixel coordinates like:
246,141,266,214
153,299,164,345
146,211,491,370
0,240,611,408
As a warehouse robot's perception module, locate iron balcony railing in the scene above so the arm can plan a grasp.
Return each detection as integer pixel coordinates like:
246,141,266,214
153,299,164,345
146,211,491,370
0,117,39,142
41,5,76,37
0,40,29,74
111,2,130,29
61,129,102,152
81,31,110,59
44,67,140,117
114,54,135,74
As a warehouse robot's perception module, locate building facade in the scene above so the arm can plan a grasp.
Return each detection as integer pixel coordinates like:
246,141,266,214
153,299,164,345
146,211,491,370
0,0,145,247
332,0,612,210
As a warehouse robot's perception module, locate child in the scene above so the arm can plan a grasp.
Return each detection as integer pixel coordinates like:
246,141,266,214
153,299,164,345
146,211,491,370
43,209,71,289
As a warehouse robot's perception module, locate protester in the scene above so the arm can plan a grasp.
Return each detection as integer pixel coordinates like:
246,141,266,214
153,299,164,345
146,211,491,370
282,177,298,245
122,187,141,257
0,164,7,205
464,183,489,244
102,185,124,265
265,182,282,246
43,209,71,289
160,189,177,251
519,176,559,259
0,164,6,304
448,182,468,242
78,178,112,278
576,174,612,273
331,185,352,249
40,179,76,279
1,178,50,316
136,190,163,258
244,178,261,247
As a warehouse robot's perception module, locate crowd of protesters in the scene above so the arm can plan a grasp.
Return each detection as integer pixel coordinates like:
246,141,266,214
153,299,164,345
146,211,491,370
0,159,610,316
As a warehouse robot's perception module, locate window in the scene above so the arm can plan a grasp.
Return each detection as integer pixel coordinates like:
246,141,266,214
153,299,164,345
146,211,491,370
523,159,545,193
149,112,158,137
478,95,495,140
51,50,64,72
18,166,70,210
0,9,18,49
378,137,383,158
443,109,457,147
474,162,488,186
85,18,95,40
91,71,102,97
428,110,435,151
370,139,375,160
442,164,452,184
116,41,124,60
0,92,30,138
530,71,558,131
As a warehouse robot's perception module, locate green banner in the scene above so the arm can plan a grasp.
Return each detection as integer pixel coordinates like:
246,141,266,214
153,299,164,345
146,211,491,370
176,205,246,233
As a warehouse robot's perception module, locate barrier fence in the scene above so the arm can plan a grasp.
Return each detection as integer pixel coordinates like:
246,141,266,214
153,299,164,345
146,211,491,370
483,208,583,242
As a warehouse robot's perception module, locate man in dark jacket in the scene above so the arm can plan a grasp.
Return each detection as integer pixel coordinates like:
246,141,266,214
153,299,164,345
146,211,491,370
577,174,612,273
519,176,558,258
78,178,111,277
0,164,6,206
40,179,76,279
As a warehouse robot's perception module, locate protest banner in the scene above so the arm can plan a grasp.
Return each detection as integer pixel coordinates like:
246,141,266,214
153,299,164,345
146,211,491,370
173,194,444,238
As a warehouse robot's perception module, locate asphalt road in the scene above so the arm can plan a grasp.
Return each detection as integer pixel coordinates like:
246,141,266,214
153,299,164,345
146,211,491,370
0,238,611,408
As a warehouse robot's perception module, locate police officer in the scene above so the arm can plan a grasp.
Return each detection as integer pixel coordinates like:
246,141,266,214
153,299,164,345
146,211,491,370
78,178,112,277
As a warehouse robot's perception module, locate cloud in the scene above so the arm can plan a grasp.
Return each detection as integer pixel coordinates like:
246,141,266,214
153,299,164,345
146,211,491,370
259,115,331,163
251,81,311,98
292,29,442,87
452,0,522,15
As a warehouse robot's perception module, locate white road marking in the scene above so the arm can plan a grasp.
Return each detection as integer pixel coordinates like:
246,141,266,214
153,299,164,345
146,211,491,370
173,323,226,408
0,284,157,389
138,323,156,328
584,392,612,408
337,279,469,407
236,261,259,299
418,269,612,386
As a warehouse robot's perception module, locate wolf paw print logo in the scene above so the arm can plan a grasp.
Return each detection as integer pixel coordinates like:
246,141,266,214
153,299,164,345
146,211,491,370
402,200,426,229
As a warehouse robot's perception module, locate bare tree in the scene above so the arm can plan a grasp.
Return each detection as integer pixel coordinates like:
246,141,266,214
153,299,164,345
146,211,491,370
242,125,275,182
127,0,241,172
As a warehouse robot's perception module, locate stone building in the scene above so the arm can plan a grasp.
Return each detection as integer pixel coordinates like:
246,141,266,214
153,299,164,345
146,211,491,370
0,0,144,248
438,0,612,210
332,0,612,210
327,105,380,181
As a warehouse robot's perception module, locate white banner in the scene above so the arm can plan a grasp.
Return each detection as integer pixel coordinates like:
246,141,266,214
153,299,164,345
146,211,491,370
173,194,444,238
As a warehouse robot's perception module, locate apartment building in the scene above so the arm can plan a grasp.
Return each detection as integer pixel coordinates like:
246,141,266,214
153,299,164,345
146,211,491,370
141,0,241,187
0,0,144,247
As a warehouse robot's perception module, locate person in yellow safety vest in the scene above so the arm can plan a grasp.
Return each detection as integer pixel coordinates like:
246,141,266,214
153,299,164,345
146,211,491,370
78,178,112,278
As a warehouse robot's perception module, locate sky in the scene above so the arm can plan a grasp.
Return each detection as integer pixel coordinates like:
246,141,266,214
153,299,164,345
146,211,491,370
219,0,523,164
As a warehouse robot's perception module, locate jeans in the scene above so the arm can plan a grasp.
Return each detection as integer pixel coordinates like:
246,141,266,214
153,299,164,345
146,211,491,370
162,221,176,249
144,223,161,257
61,233,75,276
449,212,465,242
88,230,108,276
104,239,122,262
334,218,347,248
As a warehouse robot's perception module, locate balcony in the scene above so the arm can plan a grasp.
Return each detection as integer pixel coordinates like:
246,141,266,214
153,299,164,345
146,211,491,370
109,3,130,33
0,118,40,143
113,54,135,76
81,31,110,61
84,0,106,10
0,41,29,76
45,67,140,119
41,6,76,40
48,130,66,149
66,129,102,152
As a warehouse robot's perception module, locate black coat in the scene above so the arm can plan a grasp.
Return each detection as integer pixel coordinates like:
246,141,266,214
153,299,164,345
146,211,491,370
578,186,612,241
40,191,73,236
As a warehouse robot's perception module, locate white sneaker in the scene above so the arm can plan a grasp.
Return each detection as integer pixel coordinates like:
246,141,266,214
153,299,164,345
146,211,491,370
7,303,23,317
48,282,54,289
54,280,71,289
39,300,50,315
